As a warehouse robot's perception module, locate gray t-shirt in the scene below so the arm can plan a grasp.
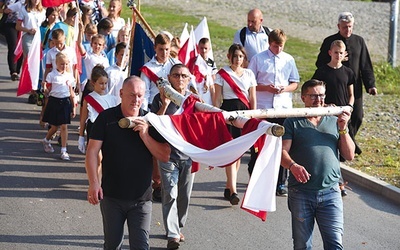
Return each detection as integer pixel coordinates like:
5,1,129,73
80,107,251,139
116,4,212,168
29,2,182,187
151,93,190,161
283,116,341,190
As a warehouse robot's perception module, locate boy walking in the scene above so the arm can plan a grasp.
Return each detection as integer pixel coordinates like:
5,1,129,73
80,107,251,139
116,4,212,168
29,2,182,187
248,29,300,196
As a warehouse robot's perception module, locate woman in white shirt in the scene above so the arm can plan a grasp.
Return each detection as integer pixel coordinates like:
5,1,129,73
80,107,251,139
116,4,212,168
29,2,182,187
214,43,257,205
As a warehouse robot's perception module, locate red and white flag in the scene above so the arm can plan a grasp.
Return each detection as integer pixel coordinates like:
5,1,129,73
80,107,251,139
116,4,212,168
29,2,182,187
194,17,214,60
145,96,281,221
179,23,190,47
17,32,42,96
13,32,23,63
191,55,208,83
178,26,197,65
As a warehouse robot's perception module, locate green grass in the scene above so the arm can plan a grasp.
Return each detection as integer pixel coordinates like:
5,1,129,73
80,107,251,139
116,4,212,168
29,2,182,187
120,3,400,187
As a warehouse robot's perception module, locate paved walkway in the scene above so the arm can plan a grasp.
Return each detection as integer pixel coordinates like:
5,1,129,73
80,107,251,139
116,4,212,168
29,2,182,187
0,39,399,250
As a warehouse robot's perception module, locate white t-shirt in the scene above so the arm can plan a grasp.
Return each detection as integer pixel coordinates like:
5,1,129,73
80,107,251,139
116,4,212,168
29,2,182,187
86,91,118,123
105,63,127,104
45,46,77,76
83,51,110,84
46,69,75,98
111,17,126,39
17,6,45,31
215,66,257,100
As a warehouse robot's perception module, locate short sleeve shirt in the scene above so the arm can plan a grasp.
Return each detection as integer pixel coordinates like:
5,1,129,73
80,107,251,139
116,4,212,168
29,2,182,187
283,116,341,190
90,105,166,201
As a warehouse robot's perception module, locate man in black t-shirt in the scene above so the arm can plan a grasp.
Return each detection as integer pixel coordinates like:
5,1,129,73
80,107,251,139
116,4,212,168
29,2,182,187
85,76,170,249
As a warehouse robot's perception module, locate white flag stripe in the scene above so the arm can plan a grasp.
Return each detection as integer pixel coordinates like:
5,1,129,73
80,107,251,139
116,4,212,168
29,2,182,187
179,22,189,46
194,17,214,60
28,32,41,91
243,131,281,212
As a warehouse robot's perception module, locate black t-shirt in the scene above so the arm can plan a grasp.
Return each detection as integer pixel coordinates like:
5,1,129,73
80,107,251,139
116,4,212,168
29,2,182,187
313,64,355,106
90,104,166,201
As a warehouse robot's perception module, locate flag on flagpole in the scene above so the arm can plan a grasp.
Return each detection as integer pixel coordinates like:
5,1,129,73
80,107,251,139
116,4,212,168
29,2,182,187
145,96,282,221
72,11,82,74
178,26,197,66
17,32,42,96
194,17,214,60
179,23,190,46
130,22,155,77
240,119,281,221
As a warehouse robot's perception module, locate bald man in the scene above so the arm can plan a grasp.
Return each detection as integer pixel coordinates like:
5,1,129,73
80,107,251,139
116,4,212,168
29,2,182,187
233,8,271,62
85,76,170,249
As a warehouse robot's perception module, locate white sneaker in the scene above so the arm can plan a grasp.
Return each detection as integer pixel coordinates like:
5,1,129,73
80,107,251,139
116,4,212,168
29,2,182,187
60,152,70,161
42,139,54,153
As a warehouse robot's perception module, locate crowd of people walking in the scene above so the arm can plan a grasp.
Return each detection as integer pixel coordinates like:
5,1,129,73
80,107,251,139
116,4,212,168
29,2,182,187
0,2,378,249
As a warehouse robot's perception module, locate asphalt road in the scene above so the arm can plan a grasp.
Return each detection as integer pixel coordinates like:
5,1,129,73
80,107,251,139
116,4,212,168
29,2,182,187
0,41,399,250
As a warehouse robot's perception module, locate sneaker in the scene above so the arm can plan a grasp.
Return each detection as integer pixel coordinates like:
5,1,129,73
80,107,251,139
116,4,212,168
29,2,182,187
60,152,70,161
42,139,54,153
276,185,288,197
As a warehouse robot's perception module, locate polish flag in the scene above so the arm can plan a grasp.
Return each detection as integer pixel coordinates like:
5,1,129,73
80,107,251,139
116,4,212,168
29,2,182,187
178,26,197,66
13,32,23,63
17,32,42,96
191,55,208,83
194,17,214,60
73,11,82,74
145,96,281,221
179,23,190,47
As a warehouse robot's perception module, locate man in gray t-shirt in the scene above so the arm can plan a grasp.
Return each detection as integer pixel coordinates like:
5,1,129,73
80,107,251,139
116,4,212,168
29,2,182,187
281,79,355,249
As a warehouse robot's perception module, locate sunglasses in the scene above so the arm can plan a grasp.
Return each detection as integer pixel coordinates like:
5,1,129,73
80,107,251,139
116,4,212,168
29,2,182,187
305,94,326,100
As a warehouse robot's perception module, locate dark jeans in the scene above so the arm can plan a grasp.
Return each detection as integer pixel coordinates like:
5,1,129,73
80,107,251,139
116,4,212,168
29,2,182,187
3,22,22,76
100,196,152,250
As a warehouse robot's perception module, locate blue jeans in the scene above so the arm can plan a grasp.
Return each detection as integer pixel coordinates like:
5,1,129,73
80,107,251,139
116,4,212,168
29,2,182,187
288,186,343,250
100,197,152,250
159,159,194,239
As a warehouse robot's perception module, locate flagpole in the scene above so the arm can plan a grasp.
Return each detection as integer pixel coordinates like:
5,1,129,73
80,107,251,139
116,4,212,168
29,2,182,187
155,78,353,117
127,0,137,75
118,78,284,137
132,5,156,39
160,77,351,129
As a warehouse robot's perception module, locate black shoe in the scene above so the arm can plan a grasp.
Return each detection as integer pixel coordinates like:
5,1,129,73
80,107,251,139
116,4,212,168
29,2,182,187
167,238,180,249
224,188,230,200
28,93,37,104
152,187,162,202
276,185,288,197
11,73,19,81
229,193,240,205
341,189,348,197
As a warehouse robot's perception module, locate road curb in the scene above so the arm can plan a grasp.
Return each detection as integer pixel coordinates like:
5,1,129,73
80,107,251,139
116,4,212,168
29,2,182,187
341,163,400,206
